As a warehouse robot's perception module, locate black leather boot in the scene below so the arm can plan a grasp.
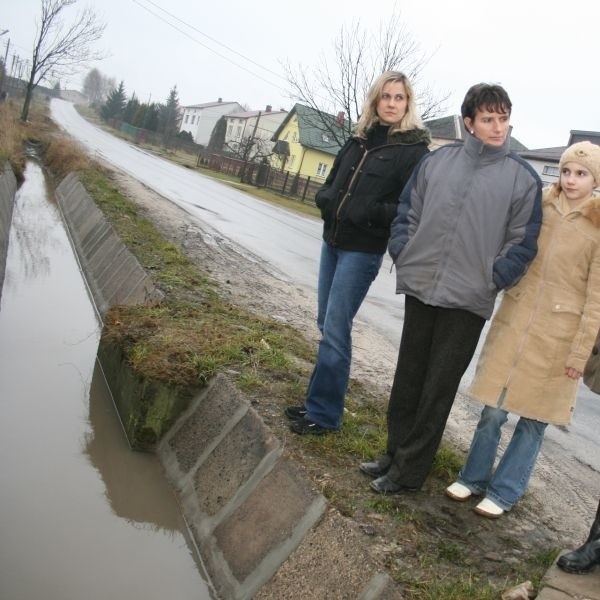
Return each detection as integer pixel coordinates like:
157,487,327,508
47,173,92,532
557,501,600,574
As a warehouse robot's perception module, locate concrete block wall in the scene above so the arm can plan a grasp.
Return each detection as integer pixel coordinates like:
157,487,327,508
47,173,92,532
158,374,402,600
0,163,17,303
55,172,164,319
158,374,328,600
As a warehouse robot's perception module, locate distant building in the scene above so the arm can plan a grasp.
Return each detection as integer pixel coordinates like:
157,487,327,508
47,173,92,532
519,130,600,186
223,106,287,158
60,89,88,104
179,99,243,146
270,103,347,181
424,115,528,152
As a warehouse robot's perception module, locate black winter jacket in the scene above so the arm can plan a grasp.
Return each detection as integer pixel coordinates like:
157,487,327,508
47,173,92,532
315,127,431,253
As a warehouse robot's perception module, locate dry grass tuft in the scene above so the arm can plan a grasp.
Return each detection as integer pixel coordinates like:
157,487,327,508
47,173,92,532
0,97,90,181
44,135,91,179
0,100,27,180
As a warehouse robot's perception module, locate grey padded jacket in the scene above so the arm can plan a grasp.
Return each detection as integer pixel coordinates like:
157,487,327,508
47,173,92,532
388,132,543,319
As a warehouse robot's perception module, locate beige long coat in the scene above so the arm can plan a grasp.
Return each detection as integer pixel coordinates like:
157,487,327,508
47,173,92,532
468,186,600,425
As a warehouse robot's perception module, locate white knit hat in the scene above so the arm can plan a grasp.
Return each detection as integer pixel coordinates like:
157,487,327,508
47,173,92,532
559,141,600,184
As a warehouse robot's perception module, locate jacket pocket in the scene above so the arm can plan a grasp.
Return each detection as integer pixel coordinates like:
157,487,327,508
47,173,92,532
550,294,584,337
315,187,337,222
364,155,393,177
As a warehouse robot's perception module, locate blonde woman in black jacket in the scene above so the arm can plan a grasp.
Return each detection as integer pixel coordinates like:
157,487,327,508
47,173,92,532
285,71,431,435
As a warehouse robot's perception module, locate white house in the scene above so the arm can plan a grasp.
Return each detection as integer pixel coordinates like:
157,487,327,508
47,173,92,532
519,130,600,187
179,99,243,146
223,106,288,157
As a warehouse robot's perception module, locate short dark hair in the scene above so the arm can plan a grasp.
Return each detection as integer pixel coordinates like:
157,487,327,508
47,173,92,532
461,83,512,120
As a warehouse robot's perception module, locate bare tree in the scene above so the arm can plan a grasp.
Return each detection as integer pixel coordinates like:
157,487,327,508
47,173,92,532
20,0,105,121
82,67,114,107
226,134,271,164
283,13,448,146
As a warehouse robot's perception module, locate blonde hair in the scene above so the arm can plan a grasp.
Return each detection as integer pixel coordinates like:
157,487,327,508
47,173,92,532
355,71,423,138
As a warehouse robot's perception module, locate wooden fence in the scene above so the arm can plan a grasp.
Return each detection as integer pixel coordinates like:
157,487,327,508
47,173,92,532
202,153,322,205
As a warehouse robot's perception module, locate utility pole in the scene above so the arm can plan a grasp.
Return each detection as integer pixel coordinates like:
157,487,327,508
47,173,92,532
0,35,10,98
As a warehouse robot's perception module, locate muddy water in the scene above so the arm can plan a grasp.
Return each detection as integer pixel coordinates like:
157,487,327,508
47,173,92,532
0,162,214,599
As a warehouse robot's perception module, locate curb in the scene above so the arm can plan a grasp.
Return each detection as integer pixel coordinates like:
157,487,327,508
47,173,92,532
536,554,600,599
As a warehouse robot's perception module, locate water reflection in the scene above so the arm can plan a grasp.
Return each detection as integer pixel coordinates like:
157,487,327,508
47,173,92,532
83,359,182,532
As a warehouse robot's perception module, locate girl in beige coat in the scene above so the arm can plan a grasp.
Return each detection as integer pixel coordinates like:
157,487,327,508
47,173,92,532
446,141,600,518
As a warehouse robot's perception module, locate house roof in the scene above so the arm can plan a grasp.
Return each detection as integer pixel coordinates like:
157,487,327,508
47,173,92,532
568,130,600,145
272,103,347,156
519,146,565,162
520,131,600,162
226,109,287,119
183,101,240,110
424,115,528,152
425,115,464,140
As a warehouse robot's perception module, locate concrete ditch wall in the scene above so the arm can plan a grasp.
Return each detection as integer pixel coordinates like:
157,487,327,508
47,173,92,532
158,374,401,600
55,172,164,318
56,172,401,599
0,163,17,303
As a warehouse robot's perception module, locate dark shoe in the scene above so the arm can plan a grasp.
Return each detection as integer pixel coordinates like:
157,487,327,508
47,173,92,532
358,460,390,477
557,540,600,574
284,405,307,420
289,417,335,436
370,475,418,495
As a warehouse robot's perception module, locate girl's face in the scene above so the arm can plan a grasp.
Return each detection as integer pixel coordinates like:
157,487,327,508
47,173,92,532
376,81,408,125
560,161,597,204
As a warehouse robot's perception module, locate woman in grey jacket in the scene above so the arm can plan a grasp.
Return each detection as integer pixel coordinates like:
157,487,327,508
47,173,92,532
360,83,543,494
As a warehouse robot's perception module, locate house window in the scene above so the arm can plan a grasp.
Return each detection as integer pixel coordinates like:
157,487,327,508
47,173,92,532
284,132,289,141
289,155,296,167
316,162,328,177
226,124,233,137
191,116,196,124
322,133,330,143
543,165,560,176
236,125,242,138
292,131,298,142
184,115,189,123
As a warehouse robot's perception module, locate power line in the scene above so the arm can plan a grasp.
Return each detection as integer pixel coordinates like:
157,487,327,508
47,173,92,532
138,0,288,83
131,0,289,96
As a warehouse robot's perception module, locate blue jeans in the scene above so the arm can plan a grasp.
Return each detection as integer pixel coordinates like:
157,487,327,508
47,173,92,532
304,242,383,429
458,405,547,511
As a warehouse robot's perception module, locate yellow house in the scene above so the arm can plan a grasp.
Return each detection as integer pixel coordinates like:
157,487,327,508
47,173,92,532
270,104,347,181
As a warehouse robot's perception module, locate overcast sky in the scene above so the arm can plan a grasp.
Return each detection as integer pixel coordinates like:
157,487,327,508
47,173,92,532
3,0,600,149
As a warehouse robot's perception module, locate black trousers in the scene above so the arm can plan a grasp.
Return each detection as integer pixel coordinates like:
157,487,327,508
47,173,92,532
385,295,485,488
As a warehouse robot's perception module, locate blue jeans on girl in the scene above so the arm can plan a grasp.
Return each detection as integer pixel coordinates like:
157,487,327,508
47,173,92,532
458,405,547,510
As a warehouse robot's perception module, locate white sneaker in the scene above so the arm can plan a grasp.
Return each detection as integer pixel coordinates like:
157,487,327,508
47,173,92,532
445,481,472,501
474,497,504,518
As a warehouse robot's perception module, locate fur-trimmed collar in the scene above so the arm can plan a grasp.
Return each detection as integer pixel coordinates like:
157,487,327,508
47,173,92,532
387,127,432,146
543,185,600,227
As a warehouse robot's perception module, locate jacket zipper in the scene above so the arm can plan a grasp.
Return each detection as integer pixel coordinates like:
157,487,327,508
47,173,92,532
331,140,414,245
331,144,367,244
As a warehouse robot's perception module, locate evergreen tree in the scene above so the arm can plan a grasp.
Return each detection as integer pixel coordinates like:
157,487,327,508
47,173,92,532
100,80,126,121
136,102,159,131
158,85,180,145
123,93,140,125
208,115,227,152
